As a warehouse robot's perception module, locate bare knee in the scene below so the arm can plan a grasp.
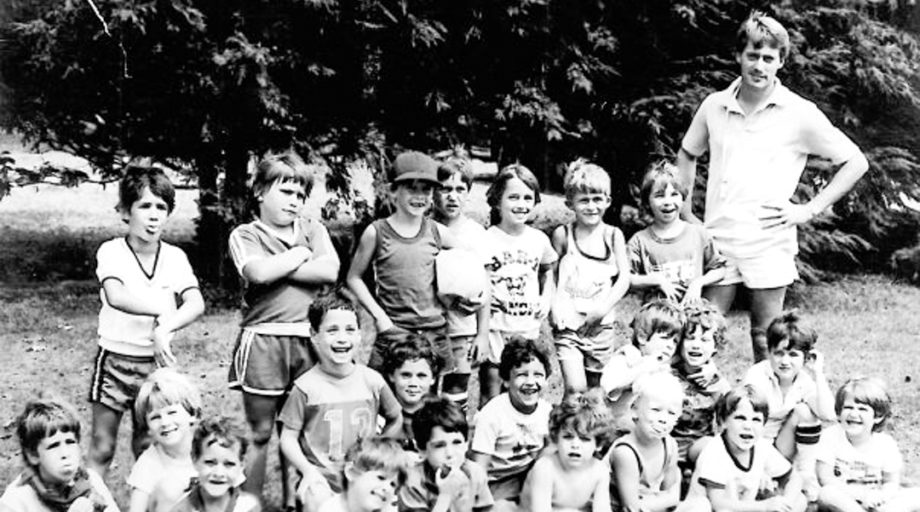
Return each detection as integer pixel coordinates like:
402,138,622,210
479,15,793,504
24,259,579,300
791,402,817,425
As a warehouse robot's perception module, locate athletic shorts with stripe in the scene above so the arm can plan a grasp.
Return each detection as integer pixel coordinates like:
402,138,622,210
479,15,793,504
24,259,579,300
228,329,315,396
89,348,157,414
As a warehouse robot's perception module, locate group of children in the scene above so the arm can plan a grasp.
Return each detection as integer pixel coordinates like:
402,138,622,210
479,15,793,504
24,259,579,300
2,147,917,512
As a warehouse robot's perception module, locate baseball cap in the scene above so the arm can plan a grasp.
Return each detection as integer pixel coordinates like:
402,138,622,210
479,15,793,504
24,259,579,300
392,151,439,184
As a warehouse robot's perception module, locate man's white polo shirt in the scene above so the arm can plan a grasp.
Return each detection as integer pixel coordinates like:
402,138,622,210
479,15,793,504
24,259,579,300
681,78,860,258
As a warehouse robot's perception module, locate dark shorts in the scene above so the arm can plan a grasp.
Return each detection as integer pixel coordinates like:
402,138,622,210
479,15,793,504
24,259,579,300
89,348,157,413
228,329,315,396
367,325,452,374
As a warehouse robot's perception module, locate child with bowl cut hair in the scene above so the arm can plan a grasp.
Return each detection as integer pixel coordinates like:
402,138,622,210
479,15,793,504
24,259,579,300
227,151,339,505
520,388,614,512
0,398,119,512
627,161,725,305
816,377,920,512
681,385,807,512
128,368,203,512
550,159,630,399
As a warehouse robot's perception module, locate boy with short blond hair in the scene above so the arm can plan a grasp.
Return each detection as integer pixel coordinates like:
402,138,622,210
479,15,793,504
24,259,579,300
89,165,204,476
279,291,403,512
317,437,412,512
128,368,203,512
227,151,340,504
347,151,457,372
0,398,119,512
550,159,630,398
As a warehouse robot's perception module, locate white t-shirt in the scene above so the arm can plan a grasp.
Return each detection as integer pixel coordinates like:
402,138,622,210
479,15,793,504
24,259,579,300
126,445,197,512
743,360,817,441
816,425,902,490
689,435,792,503
471,393,551,482
443,218,489,338
483,226,558,338
96,238,199,356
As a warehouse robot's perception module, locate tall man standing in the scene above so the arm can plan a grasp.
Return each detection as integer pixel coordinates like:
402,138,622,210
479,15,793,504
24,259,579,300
677,12,869,362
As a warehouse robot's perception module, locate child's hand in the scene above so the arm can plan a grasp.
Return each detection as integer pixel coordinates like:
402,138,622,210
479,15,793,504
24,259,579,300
680,280,703,305
291,245,313,262
860,489,886,511
655,275,680,302
687,362,719,388
470,332,489,364
67,496,96,512
152,321,177,367
375,315,395,334
297,475,333,512
804,350,825,376
435,464,469,499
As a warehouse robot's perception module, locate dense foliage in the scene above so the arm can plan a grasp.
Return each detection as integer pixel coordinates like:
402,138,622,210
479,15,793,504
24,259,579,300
2,0,920,287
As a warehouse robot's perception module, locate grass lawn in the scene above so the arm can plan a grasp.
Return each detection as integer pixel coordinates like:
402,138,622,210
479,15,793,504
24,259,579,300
2,178,920,509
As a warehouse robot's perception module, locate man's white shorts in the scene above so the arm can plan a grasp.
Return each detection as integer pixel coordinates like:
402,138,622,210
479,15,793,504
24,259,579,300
719,247,798,289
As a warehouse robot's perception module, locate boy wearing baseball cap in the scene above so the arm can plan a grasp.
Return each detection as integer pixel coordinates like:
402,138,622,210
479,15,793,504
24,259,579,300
347,151,457,373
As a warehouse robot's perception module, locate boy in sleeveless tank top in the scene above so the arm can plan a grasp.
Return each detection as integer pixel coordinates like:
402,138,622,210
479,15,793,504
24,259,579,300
550,160,630,398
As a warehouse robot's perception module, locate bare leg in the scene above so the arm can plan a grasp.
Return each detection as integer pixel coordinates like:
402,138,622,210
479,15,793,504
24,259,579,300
702,283,738,316
88,403,122,477
749,286,787,362
817,484,864,512
242,393,280,501
559,358,588,399
478,363,502,409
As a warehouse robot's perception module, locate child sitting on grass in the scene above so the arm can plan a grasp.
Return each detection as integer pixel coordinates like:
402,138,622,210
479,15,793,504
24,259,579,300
381,335,445,453
816,377,920,512
550,159,630,399
398,397,493,512
742,310,835,496
317,437,411,512
0,398,119,512
599,299,684,431
671,301,730,469
681,385,807,512
608,371,684,512
279,291,403,512
470,337,553,510
128,368,203,512
172,416,260,512
520,388,613,512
